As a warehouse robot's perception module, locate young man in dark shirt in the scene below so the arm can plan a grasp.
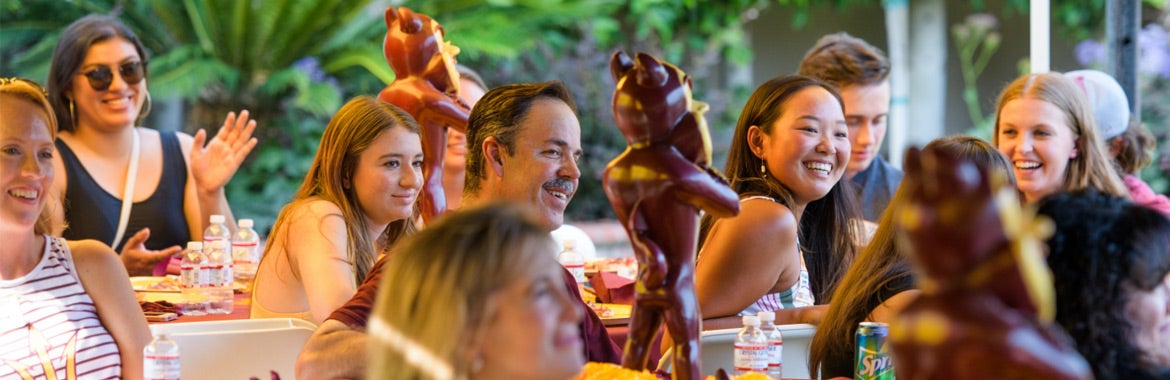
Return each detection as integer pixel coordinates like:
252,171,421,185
800,32,903,222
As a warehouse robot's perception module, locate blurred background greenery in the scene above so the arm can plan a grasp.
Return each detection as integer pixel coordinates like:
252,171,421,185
2,0,1166,233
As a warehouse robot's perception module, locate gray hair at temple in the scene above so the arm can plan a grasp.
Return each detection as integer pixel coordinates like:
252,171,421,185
463,81,576,195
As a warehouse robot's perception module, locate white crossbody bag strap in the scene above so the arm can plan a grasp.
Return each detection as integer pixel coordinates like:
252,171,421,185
111,129,140,249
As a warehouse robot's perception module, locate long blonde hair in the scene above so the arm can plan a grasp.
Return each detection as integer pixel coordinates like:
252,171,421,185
261,96,420,285
367,203,554,380
992,73,1128,199
1,78,59,235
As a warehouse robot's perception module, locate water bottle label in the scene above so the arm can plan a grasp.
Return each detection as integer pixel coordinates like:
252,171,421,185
179,267,205,288
232,245,257,264
768,341,783,368
206,265,228,286
565,264,585,283
222,265,234,286
733,342,769,372
144,354,180,379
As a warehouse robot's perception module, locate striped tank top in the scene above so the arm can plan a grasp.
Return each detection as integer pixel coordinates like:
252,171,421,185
0,235,122,379
736,196,815,316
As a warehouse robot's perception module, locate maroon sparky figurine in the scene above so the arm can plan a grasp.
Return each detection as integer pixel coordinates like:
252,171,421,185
378,7,470,222
889,146,1091,380
604,52,740,379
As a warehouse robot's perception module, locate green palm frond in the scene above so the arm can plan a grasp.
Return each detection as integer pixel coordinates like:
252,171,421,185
321,46,396,85
147,45,239,99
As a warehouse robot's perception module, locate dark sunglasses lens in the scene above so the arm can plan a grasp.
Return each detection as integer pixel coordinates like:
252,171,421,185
83,66,114,90
120,62,144,84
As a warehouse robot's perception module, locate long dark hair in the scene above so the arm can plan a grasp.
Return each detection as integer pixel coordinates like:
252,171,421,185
699,75,861,303
1039,191,1170,380
808,135,1018,377
48,14,149,132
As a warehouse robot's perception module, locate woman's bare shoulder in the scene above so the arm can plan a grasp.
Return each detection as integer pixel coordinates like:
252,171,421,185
724,197,798,235
287,198,344,220
67,239,131,280
67,239,119,265
282,199,348,246
703,197,799,262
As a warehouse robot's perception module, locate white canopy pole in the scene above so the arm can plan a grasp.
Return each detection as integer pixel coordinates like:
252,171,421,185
884,0,909,168
1030,0,1050,73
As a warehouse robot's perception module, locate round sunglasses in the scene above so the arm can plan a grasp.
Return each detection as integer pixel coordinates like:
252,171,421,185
78,61,146,91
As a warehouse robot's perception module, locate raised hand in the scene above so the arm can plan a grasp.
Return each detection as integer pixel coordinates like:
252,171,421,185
120,228,182,276
190,110,259,195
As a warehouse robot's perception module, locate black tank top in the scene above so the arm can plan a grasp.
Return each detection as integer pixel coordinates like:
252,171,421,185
56,131,191,252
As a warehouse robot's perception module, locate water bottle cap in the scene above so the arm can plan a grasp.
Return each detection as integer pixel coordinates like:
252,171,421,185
210,214,225,224
186,241,203,250
757,311,775,322
210,240,228,249
742,315,760,326
239,219,254,228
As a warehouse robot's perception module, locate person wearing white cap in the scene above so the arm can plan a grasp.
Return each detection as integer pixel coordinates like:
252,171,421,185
1064,70,1170,216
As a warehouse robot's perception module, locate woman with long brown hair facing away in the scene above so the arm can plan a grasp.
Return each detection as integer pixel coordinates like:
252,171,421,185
808,136,1016,378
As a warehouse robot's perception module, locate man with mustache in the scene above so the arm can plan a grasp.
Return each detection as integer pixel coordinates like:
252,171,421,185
296,81,621,379
799,32,902,222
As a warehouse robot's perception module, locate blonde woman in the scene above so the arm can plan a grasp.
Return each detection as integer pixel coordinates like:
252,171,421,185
1,78,150,379
368,202,584,380
251,96,422,324
993,72,1128,203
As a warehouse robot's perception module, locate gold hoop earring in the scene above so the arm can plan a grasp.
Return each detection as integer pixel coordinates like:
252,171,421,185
137,90,153,125
68,99,76,127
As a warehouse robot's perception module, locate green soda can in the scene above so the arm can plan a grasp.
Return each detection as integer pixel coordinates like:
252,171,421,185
855,321,894,379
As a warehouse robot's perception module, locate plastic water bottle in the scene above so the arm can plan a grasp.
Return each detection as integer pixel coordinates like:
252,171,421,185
557,240,585,284
232,218,260,282
204,240,234,314
179,241,208,316
143,331,180,380
203,214,232,247
734,315,768,375
757,311,784,377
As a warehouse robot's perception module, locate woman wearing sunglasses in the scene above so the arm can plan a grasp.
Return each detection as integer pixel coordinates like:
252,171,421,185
46,15,259,276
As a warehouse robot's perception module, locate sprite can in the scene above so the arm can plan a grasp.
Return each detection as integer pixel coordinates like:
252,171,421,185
855,322,894,379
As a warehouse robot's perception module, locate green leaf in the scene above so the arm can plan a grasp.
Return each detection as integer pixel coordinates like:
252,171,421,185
320,47,396,86
293,81,342,117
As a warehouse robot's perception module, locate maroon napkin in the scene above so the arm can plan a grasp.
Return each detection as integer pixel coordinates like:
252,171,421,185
588,271,635,304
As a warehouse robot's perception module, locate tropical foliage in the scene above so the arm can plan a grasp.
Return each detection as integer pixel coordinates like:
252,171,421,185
3,0,1166,228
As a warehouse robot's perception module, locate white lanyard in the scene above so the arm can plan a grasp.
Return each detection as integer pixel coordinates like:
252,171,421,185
111,129,140,249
